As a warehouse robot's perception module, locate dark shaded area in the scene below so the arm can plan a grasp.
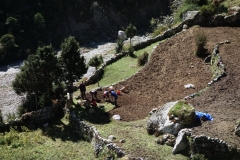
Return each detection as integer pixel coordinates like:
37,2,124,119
0,0,170,65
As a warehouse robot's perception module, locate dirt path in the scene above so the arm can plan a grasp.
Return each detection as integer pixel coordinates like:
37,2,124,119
103,27,240,148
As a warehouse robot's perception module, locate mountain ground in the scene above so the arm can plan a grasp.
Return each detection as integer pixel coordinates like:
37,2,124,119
84,26,240,149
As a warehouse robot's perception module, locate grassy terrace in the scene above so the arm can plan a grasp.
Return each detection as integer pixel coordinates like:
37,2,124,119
87,41,161,90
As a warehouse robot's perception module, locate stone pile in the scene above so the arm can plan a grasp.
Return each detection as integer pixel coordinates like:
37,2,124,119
69,113,125,158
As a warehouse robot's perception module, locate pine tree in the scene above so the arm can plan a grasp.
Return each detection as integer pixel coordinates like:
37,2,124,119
59,36,87,84
12,45,61,110
125,23,137,47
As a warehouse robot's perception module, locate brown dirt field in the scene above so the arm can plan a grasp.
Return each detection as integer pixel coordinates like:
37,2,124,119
100,27,240,148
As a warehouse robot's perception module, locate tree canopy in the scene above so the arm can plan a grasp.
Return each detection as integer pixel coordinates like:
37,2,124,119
125,23,137,47
59,36,87,84
12,45,61,110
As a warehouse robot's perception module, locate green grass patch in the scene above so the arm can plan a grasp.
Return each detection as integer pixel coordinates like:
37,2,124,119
94,119,188,159
151,25,168,37
168,101,195,125
210,54,225,80
0,127,97,160
222,0,240,8
88,41,161,89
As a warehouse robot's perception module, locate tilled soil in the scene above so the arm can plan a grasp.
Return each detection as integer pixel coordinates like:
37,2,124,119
103,27,240,148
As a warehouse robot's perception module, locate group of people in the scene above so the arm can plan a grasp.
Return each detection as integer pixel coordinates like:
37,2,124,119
78,81,119,107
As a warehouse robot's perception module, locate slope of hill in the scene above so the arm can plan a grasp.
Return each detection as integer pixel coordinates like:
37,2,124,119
103,26,240,148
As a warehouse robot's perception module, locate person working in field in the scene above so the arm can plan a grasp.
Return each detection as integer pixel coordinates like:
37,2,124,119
78,81,86,99
103,90,110,101
89,87,102,100
109,90,118,107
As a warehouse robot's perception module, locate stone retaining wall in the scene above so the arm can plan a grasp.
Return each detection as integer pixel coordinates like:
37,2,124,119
0,104,63,132
69,113,125,158
191,135,240,159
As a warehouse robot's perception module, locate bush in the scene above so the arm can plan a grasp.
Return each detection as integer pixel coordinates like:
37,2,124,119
127,46,135,57
138,51,149,66
191,153,207,160
151,25,168,37
115,39,124,53
194,31,207,57
200,5,216,16
88,55,103,68
17,94,37,116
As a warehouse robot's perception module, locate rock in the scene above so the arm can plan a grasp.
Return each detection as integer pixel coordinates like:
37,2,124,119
112,115,121,120
149,108,158,115
172,129,192,154
182,11,200,21
118,30,127,40
182,24,188,31
119,139,125,143
108,135,116,141
147,101,183,136
235,123,240,137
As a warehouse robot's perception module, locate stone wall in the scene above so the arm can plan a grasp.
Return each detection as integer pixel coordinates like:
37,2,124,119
0,104,63,132
191,135,240,159
69,113,125,158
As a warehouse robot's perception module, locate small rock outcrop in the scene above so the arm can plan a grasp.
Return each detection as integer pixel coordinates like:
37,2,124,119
147,101,183,136
172,129,192,154
235,122,240,137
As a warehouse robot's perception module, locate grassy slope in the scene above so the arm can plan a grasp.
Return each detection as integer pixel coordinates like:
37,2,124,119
87,41,161,90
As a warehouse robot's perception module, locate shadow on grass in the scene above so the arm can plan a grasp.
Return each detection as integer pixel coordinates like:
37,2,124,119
39,102,111,141
41,119,82,142
71,103,111,124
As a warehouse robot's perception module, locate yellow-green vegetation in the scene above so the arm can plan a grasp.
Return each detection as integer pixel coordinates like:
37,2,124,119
0,126,96,160
151,25,168,37
168,101,196,125
174,1,198,23
210,54,225,80
223,0,240,8
95,119,188,159
87,41,161,89
194,30,207,57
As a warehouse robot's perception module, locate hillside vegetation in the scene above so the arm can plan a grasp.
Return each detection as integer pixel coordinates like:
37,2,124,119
0,0,170,65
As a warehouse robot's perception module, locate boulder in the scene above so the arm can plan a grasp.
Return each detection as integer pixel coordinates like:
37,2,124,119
147,101,183,136
118,30,127,40
172,128,192,154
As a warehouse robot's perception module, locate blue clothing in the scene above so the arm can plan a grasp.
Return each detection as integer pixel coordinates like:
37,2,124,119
110,91,118,106
195,111,213,121
110,91,118,99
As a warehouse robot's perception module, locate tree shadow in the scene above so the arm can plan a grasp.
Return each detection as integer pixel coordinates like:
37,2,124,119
41,119,82,142
70,104,111,124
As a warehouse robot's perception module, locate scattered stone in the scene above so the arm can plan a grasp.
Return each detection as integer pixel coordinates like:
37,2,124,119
108,135,116,141
112,115,121,120
172,129,192,154
235,123,240,137
119,139,126,143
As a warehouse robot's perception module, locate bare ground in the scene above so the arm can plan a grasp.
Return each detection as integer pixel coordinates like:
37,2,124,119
95,27,240,148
